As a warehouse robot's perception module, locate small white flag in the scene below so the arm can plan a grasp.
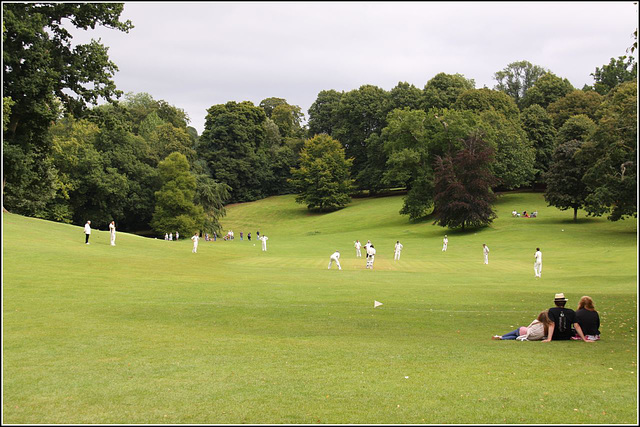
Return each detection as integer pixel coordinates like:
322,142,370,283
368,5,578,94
374,300,383,308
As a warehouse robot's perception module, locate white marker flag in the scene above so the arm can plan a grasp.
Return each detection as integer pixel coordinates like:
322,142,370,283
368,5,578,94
374,300,383,308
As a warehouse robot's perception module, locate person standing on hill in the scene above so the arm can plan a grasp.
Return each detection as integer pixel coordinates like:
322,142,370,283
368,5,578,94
442,235,448,252
483,243,490,264
542,293,592,343
260,235,268,251
328,250,342,270
109,221,116,246
84,220,92,244
191,232,200,253
354,240,362,258
169,232,173,241
394,241,403,260
176,231,179,241
534,247,543,278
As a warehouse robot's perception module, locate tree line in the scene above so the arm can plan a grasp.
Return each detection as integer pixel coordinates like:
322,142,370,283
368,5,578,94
2,4,637,237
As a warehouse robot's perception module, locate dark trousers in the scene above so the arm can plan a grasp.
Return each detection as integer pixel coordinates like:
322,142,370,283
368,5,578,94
85,233,90,244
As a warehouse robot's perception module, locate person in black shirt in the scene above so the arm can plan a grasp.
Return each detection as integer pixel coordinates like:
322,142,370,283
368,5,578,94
572,296,601,341
542,293,593,343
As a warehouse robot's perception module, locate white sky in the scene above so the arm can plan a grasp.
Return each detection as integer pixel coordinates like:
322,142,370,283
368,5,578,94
67,1,639,134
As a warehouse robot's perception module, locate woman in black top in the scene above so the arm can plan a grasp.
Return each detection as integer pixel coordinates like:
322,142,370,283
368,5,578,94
573,296,600,341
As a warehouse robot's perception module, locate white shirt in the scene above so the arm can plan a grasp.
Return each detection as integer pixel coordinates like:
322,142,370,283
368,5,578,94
395,243,403,252
367,246,376,256
535,251,542,263
192,235,199,243
355,241,361,249
443,237,448,244
84,223,91,234
331,251,340,260
109,223,116,234
483,246,490,255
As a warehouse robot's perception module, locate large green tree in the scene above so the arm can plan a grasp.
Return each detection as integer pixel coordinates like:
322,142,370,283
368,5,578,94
289,134,353,212
421,72,475,111
581,80,637,221
522,72,574,109
521,104,557,185
307,89,343,137
151,152,205,237
546,90,604,129
493,60,547,109
589,55,637,95
2,3,132,215
197,101,268,202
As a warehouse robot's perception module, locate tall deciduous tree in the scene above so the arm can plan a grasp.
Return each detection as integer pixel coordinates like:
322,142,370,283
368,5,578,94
289,134,353,212
522,72,574,109
521,104,557,184
421,72,475,111
546,90,604,129
493,60,547,109
581,80,637,221
432,132,497,230
151,152,204,237
307,89,343,137
197,101,268,202
589,55,637,95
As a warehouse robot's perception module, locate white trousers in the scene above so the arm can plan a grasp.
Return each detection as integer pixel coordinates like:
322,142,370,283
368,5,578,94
484,254,489,264
394,250,401,260
328,257,341,270
262,243,267,251
110,232,116,246
442,244,447,251
366,255,375,269
192,243,198,253
356,248,361,257
534,262,542,277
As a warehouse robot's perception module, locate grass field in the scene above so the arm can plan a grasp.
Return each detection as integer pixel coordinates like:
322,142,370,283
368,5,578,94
2,191,637,424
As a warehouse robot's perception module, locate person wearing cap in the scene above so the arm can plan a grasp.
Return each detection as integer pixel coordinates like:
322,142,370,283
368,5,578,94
84,220,92,244
442,235,448,252
534,247,542,277
328,250,341,270
482,243,489,264
394,241,403,260
542,293,592,342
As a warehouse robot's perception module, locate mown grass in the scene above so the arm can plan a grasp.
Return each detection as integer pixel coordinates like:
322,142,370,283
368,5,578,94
2,191,637,424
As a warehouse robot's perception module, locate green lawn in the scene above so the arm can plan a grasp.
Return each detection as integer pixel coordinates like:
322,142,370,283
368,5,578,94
2,191,637,424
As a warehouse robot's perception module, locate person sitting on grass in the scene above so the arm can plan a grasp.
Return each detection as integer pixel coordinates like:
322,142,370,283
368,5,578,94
492,310,551,341
542,293,593,343
571,296,601,341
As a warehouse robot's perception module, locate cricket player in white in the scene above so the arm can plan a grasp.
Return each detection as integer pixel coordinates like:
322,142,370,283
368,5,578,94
191,232,200,253
354,240,362,257
442,235,448,251
366,245,376,269
534,247,542,277
84,220,91,244
394,241,403,260
328,250,341,270
260,235,268,251
109,221,116,246
483,243,490,264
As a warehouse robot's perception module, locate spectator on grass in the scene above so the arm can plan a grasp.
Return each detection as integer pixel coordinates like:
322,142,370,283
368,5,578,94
492,310,551,341
248,232,251,241
442,235,448,252
542,293,593,343
572,296,600,341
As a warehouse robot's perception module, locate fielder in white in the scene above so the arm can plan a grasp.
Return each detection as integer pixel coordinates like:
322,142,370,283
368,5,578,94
534,247,542,277
366,244,376,269
354,240,362,257
328,250,342,270
394,241,403,260
442,235,448,252
260,235,269,251
191,232,200,253
109,221,116,246
84,220,91,244
483,243,490,264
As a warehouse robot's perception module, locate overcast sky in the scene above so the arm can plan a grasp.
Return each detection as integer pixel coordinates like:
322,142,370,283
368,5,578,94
68,1,638,134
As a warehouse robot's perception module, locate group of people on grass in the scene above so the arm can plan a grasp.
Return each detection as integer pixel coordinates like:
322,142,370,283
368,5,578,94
492,293,601,342
512,209,538,218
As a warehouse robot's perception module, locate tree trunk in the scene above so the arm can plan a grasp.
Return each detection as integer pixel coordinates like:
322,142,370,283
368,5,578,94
573,207,578,222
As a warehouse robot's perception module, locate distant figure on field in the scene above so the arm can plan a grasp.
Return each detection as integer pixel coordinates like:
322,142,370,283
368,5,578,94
109,221,116,246
164,233,168,241
572,296,600,341
84,220,92,244
394,241,403,260
512,209,518,217
191,232,200,253
240,231,243,240
213,232,217,241
257,231,260,240
366,244,376,269
176,231,179,240
534,247,542,278
328,250,342,270
542,293,592,343
492,310,551,341
354,240,362,257
483,243,489,264
442,235,448,252
169,232,173,241
260,235,268,251
531,211,538,218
